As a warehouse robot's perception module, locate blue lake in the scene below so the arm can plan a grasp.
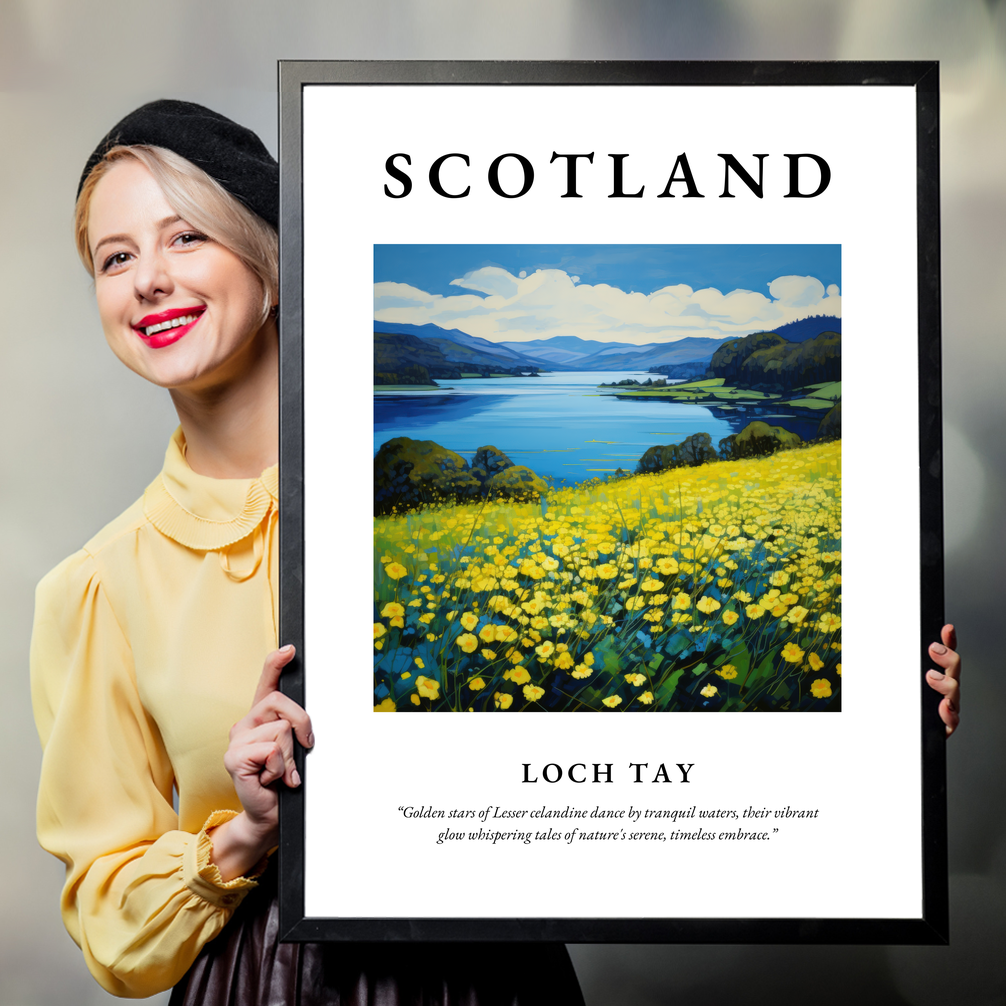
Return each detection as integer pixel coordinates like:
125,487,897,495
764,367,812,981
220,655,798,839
374,371,818,487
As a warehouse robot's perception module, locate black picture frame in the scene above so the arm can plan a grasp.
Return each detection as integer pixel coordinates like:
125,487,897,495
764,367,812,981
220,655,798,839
277,60,945,944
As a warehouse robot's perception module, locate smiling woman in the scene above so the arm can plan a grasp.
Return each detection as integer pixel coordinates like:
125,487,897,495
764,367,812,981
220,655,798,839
29,99,584,1005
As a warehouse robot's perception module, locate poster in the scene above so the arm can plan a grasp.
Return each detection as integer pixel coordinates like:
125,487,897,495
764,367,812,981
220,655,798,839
278,62,945,942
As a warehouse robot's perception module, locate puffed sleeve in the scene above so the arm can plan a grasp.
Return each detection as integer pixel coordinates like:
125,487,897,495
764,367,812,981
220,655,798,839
31,549,262,998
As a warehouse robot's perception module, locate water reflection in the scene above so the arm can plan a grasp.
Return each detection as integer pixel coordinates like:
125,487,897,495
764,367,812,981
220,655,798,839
374,371,820,486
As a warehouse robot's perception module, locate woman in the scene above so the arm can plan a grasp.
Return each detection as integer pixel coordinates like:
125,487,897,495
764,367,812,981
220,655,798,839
32,99,961,1003
31,100,585,1003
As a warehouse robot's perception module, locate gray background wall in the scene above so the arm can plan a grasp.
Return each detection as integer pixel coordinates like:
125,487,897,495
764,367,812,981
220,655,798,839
1,2,1002,1003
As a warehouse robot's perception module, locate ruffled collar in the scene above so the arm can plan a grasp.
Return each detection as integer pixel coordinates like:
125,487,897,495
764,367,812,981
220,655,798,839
143,428,278,551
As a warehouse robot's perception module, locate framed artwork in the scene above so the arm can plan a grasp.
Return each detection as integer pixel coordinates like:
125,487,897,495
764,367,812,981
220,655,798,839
277,61,946,943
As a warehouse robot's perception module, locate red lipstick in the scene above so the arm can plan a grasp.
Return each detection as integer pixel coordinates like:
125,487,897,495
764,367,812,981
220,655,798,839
132,306,205,349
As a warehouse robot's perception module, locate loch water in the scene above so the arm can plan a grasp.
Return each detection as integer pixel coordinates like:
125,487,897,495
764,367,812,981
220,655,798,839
374,370,820,487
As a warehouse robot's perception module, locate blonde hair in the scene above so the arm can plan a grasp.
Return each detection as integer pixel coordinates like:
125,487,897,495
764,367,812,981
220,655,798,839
75,145,278,323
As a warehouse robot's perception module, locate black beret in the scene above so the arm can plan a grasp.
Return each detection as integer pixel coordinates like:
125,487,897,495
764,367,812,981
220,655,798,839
78,99,278,228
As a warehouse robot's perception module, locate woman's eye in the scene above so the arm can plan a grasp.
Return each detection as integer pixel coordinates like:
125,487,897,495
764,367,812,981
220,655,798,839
173,231,207,248
101,251,131,272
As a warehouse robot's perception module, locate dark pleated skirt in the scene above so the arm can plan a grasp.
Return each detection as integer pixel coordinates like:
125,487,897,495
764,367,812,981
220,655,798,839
169,869,585,1006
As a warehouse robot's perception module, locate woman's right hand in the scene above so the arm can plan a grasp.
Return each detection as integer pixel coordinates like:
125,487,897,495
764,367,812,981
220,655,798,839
209,645,314,881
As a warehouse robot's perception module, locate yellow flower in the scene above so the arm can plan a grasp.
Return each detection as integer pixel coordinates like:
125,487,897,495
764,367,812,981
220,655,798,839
374,697,396,712
541,557,559,572
523,684,545,702
460,612,478,631
481,648,496,660
696,596,721,615
416,675,440,699
780,593,799,605
602,695,622,708
413,657,425,669
768,571,790,586
624,596,647,611
746,604,765,619
700,684,718,698
426,633,437,642
373,623,386,639
819,612,842,632
572,664,592,679
640,578,664,592
389,616,404,628
655,557,679,575
408,598,422,607
733,590,752,603
810,678,833,698
410,694,421,706
781,642,804,664
530,615,549,630
716,664,738,680
508,649,524,665
381,602,405,618
650,594,668,605
418,612,435,624
583,652,595,667
385,562,408,580
479,624,497,643
808,652,824,672
596,563,619,580
535,641,555,659
495,625,517,643
672,593,691,610
722,610,739,626
638,691,654,705
618,576,638,589
469,677,486,691
624,673,646,686
836,663,842,676
374,640,384,650
510,666,531,685
494,692,513,710
555,651,575,670
456,633,478,653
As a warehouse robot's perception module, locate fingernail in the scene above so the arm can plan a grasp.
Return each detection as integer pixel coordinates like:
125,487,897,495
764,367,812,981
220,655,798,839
931,643,947,654
280,644,295,654
928,670,944,679
292,768,301,787
307,732,315,748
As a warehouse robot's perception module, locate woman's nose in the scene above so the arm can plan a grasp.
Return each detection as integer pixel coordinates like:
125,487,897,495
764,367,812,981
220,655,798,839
133,249,173,302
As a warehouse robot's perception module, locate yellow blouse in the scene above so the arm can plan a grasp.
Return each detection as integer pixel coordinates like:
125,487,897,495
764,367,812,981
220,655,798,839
31,428,279,998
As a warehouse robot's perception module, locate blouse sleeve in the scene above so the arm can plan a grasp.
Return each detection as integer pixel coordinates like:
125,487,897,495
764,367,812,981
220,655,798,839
30,549,262,998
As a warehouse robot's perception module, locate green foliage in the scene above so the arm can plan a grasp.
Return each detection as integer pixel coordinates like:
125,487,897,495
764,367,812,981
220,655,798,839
635,432,718,474
817,401,841,441
718,421,803,461
708,329,840,391
374,438,549,515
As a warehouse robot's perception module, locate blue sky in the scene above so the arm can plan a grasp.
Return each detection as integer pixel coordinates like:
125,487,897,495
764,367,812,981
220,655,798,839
373,244,842,345
374,244,841,298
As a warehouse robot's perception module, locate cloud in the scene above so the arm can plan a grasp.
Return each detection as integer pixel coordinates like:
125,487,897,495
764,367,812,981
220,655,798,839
374,268,841,345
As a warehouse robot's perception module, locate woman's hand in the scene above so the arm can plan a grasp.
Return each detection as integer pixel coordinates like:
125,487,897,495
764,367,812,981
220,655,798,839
926,624,961,738
209,645,314,881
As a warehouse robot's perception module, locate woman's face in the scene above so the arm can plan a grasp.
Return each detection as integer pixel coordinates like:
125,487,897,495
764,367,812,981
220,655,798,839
87,158,270,393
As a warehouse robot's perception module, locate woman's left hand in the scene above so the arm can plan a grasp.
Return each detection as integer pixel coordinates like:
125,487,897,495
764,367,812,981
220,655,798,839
926,624,961,737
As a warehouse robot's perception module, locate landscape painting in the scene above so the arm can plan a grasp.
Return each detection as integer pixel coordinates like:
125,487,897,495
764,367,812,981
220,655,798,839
373,245,842,713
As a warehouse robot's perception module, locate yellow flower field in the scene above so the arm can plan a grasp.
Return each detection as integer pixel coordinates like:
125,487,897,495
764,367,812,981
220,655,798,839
374,442,841,712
